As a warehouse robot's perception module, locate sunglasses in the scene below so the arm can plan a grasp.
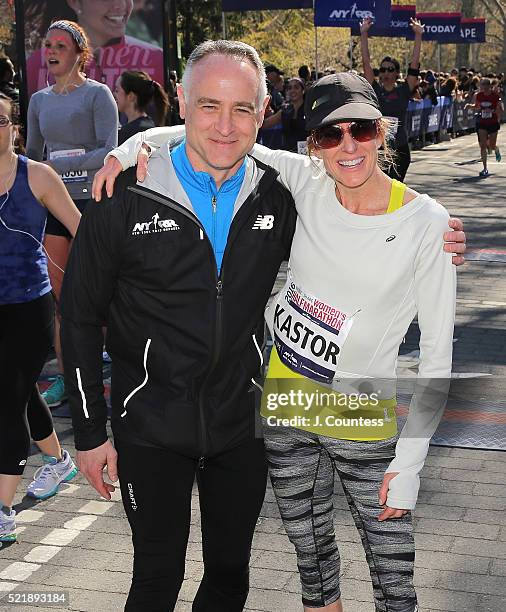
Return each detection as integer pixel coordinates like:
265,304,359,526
311,120,378,149
0,116,12,128
379,66,396,73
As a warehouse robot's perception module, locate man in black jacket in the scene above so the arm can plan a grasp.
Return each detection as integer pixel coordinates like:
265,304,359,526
61,40,296,612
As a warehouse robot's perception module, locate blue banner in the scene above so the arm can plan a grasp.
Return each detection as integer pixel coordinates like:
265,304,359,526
315,0,391,28
406,97,455,139
440,97,453,131
459,18,486,43
406,13,461,42
222,0,312,10
350,4,415,37
451,99,477,133
425,101,442,134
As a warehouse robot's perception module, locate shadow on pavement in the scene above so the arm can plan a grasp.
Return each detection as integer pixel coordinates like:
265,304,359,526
454,159,481,166
452,175,487,183
13,495,44,513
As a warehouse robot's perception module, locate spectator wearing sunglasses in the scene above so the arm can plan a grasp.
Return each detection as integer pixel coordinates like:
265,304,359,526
104,71,461,612
360,16,424,181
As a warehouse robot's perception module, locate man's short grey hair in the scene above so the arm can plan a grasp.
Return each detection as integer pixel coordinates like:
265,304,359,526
181,40,268,110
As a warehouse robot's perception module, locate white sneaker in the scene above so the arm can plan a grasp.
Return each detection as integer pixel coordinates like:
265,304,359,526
0,506,16,542
27,450,78,500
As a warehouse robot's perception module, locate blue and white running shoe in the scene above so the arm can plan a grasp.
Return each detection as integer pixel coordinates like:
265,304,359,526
0,506,16,542
27,450,78,500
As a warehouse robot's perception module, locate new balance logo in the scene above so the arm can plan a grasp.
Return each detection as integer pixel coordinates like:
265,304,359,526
132,213,180,235
252,215,274,230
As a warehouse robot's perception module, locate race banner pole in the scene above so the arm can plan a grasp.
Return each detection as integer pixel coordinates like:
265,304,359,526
437,42,441,93
165,0,179,80
14,0,28,124
222,12,227,39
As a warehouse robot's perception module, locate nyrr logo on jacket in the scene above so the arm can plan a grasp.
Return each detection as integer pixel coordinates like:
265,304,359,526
131,213,180,235
252,215,274,230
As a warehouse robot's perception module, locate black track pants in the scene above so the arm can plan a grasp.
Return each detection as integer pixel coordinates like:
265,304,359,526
116,437,268,612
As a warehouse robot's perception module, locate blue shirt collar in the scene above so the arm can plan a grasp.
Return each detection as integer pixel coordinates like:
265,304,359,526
171,138,247,196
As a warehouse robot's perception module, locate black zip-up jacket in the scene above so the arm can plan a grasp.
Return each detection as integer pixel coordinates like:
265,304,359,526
60,157,296,458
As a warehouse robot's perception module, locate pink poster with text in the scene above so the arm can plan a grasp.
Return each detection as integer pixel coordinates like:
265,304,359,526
23,1,166,98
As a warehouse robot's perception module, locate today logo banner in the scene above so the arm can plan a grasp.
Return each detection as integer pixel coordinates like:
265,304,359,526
405,12,461,42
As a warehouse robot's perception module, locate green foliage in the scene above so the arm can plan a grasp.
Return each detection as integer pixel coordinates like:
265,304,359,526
177,0,224,58
0,4,15,55
228,10,351,75
175,1,503,74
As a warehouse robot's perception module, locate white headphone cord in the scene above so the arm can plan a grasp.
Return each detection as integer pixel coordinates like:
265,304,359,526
0,160,65,275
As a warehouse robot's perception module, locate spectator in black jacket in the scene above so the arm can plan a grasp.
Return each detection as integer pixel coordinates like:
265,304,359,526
0,57,19,103
264,64,284,111
114,70,169,145
360,16,424,181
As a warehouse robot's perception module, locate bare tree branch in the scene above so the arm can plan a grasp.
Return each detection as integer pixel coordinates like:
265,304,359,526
479,0,506,23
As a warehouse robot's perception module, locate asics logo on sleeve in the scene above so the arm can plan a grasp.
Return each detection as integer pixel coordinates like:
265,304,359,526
386,235,396,242
132,213,180,235
252,215,274,230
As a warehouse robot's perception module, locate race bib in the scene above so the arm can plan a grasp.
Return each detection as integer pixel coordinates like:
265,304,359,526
297,140,308,155
49,149,88,183
384,116,399,138
272,274,354,384
481,109,493,119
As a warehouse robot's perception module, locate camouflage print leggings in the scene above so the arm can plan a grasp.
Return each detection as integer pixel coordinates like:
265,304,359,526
262,421,418,612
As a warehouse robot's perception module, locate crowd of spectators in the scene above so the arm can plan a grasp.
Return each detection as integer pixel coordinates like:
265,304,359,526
0,44,503,159
258,61,504,152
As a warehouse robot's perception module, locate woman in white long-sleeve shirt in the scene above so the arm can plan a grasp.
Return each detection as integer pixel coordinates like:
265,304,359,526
93,72,456,612
255,74,455,612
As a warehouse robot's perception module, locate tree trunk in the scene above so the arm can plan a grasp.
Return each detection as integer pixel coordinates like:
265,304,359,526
501,22,506,73
470,40,481,70
456,0,476,67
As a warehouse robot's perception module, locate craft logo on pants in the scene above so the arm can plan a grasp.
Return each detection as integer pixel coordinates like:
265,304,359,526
127,482,138,511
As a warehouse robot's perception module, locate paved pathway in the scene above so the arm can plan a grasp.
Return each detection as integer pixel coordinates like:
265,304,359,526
1,129,505,612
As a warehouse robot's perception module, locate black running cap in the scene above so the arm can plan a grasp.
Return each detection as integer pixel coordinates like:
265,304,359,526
305,72,382,131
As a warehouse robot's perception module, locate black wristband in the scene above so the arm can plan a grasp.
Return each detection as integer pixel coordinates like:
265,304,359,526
407,67,420,77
